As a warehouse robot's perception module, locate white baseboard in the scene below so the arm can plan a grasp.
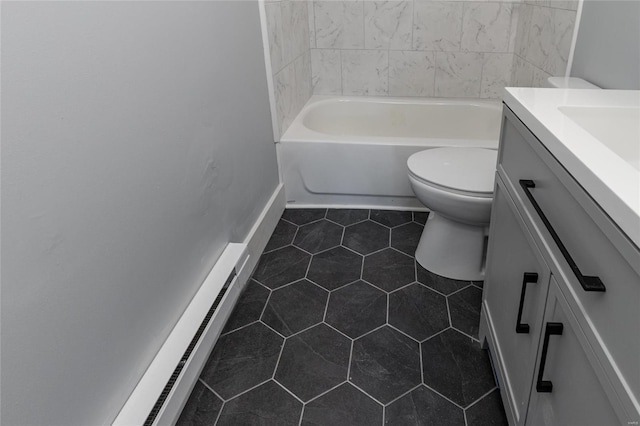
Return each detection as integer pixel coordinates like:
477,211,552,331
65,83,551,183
113,183,285,426
113,244,250,426
241,183,285,281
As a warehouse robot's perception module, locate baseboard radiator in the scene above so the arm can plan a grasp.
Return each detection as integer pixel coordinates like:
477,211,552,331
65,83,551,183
113,243,250,426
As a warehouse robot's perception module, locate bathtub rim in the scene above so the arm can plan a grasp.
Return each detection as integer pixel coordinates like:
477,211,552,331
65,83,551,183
279,95,502,147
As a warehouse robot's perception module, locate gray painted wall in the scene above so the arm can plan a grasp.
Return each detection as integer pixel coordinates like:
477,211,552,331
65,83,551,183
1,2,279,424
571,0,640,89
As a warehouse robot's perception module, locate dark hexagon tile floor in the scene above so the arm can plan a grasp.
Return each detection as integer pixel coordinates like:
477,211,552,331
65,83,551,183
449,285,483,339
363,248,416,292
275,324,351,401
200,322,283,400
325,280,386,339
302,383,382,426
264,219,298,253
293,220,343,254
307,246,362,291
388,283,449,341
350,326,422,404
342,220,390,255
180,209,507,426
216,380,302,426
325,208,369,226
261,279,328,337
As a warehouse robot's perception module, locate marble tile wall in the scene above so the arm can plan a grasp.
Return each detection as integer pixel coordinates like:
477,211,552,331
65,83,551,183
264,0,313,137
511,0,578,88
308,0,579,98
309,0,519,99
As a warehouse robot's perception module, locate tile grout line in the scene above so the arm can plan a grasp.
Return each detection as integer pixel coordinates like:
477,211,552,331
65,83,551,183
423,383,467,411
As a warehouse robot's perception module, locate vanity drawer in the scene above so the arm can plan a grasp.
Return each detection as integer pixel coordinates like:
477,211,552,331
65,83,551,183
498,106,640,405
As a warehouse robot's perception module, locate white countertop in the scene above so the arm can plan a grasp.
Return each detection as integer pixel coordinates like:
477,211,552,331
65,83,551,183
503,87,640,248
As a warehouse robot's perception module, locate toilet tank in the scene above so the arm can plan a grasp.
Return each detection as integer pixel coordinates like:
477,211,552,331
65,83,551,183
545,77,601,89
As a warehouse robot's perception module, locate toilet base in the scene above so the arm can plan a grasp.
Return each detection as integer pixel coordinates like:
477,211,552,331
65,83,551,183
415,212,487,281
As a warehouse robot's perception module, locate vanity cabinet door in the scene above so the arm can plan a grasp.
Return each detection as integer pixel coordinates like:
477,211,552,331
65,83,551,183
481,178,550,425
526,277,623,426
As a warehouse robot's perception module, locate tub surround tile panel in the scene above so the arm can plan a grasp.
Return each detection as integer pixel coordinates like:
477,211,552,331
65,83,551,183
341,49,389,96
461,2,513,53
314,1,365,49
265,2,285,73
532,66,552,88
311,48,341,95
303,0,577,98
282,0,310,65
511,2,577,88
264,0,312,138
180,209,508,425
364,1,413,50
481,52,513,99
511,54,534,87
435,51,483,98
413,2,463,52
388,50,436,97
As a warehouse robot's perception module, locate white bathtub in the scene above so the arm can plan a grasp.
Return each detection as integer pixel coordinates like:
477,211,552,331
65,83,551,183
278,95,502,209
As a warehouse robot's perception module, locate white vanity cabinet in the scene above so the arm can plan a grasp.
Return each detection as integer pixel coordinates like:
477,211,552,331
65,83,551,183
480,106,640,426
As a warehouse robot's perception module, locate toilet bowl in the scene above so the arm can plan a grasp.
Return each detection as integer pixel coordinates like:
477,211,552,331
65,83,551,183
407,148,498,281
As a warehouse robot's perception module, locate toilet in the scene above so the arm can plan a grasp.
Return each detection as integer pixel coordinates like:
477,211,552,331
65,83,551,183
408,77,600,281
408,148,497,281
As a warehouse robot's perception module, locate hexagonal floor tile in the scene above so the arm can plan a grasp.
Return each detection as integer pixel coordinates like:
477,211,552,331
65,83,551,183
325,280,386,339
307,247,363,291
252,246,311,289
275,324,351,401
363,248,415,292
301,383,383,426
217,380,302,425
282,208,327,225
391,222,424,256
384,386,464,425
421,329,496,407
389,283,449,341
264,219,297,252
262,279,328,336
200,323,283,399
350,326,422,404
465,389,508,426
413,211,429,225
326,209,369,226
342,220,390,255
293,220,343,254
448,285,482,338
176,381,222,426
417,263,470,296
370,210,413,227
222,279,270,334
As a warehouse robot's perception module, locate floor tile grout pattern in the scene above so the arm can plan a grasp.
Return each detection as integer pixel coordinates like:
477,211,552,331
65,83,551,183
177,209,507,426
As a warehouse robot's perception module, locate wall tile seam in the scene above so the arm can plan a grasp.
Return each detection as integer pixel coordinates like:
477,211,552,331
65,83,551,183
272,48,312,77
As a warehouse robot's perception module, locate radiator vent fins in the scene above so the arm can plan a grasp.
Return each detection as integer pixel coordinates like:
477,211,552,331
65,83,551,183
144,268,237,426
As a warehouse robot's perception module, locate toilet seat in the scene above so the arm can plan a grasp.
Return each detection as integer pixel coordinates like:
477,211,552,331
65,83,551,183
407,148,498,197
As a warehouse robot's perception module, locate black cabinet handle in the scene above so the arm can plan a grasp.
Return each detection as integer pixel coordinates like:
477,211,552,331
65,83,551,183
536,322,564,393
519,180,606,292
515,272,538,334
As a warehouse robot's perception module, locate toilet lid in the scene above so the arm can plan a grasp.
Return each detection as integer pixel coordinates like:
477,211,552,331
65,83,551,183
407,148,498,195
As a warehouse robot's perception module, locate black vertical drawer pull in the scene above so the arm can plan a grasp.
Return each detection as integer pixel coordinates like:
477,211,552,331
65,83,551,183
519,180,606,292
515,272,538,334
536,322,564,393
